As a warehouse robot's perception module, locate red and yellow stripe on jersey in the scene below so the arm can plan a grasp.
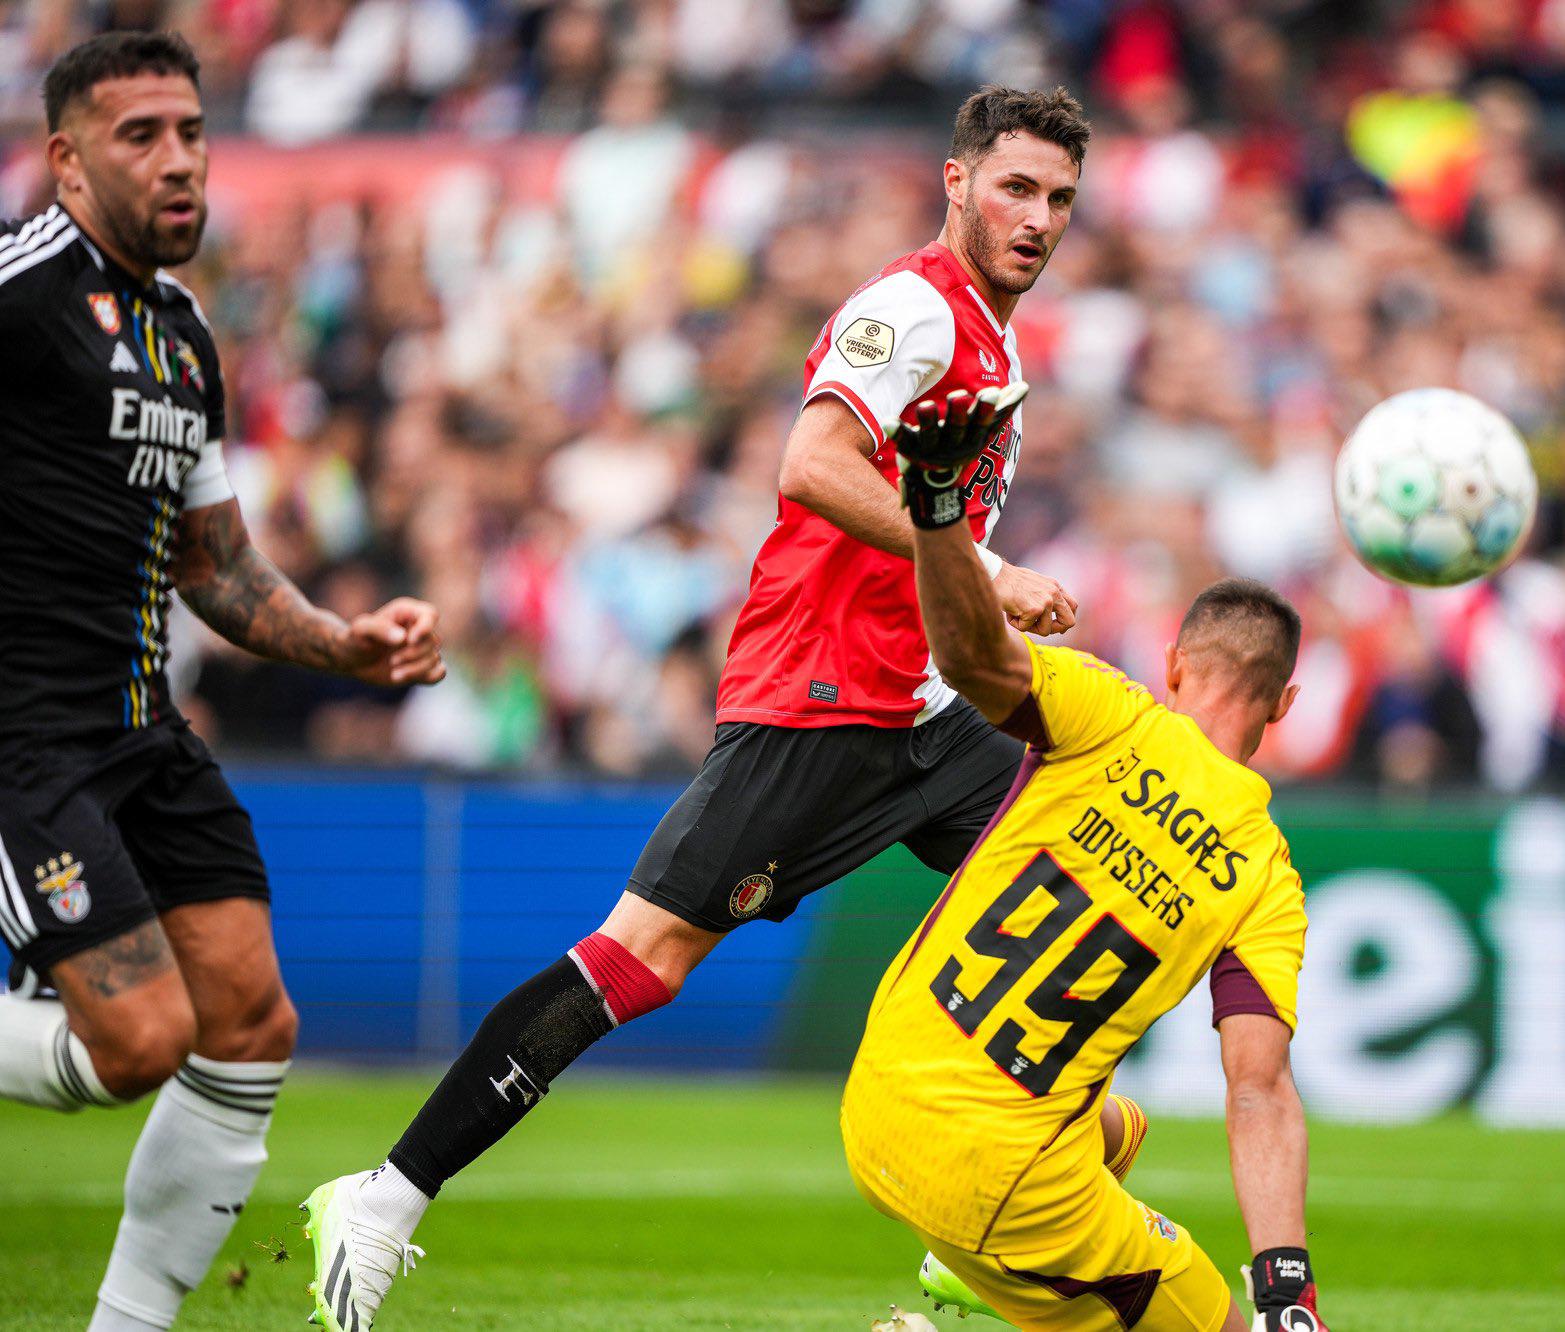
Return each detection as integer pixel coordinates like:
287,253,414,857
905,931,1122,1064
842,643,1306,1255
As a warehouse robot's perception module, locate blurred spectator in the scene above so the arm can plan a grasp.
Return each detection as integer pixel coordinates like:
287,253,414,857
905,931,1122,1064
1349,603,1482,791
246,0,476,143
554,63,694,287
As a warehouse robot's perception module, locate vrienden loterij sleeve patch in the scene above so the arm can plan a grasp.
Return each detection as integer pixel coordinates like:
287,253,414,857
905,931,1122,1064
835,317,895,367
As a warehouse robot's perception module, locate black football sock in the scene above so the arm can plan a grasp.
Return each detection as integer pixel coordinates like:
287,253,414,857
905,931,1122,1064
387,957,615,1197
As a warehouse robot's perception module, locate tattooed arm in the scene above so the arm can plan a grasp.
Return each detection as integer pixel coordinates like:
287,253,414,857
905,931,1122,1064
172,499,445,686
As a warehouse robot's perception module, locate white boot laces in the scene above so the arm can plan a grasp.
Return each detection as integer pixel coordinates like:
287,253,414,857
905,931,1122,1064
347,1217,425,1306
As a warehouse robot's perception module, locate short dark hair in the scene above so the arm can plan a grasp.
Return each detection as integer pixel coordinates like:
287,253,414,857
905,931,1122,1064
44,31,200,132
950,84,1091,169
1177,577,1301,700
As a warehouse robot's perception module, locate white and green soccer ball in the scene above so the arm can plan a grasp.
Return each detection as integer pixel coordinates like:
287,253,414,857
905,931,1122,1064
1334,388,1538,587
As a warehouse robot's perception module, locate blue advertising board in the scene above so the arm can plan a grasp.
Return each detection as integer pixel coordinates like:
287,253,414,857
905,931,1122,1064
241,773,827,1071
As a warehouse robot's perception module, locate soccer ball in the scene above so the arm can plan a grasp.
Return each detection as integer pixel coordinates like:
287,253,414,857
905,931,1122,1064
1334,388,1538,587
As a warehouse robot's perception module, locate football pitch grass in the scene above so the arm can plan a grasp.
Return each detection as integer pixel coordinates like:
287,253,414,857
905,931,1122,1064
0,1072,1559,1330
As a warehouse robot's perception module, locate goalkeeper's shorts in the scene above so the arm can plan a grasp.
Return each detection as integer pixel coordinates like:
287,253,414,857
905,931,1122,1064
873,1135,1234,1332
918,1194,1232,1332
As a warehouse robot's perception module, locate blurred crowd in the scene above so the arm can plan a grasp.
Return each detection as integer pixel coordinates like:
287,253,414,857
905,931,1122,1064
3,0,1565,792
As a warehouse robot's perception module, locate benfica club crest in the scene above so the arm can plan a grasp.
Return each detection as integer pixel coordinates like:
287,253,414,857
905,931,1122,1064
1140,1205,1178,1242
34,853,90,924
87,293,121,335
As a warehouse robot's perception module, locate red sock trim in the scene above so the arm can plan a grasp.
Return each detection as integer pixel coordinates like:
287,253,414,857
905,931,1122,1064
570,933,672,1027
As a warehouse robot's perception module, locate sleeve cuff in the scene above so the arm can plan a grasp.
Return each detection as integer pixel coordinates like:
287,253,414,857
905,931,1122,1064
805,380,886,449
182,438,235,510
1209,948,1289,1030
998,693,1051,747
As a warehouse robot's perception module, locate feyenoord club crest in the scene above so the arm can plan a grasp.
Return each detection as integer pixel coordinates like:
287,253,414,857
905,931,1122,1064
87,293,121,335
729,868,775,919
34,853,90,924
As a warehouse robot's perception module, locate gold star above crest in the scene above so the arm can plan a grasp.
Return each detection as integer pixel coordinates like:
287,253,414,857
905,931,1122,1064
47,858,59,873
766,861,779,874
34,865,44,880
61,852,73,865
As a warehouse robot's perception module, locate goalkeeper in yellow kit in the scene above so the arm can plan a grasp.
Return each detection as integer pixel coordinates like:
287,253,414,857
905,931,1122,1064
841,386,1327,1332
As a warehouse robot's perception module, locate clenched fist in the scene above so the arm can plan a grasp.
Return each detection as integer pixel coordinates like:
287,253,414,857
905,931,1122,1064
994,561,1077,637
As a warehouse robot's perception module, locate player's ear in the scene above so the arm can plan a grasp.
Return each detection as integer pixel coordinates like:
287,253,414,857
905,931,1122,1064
45,130,82,194
943,157,967,209
1269,681,1299,725
1163,642,1181,695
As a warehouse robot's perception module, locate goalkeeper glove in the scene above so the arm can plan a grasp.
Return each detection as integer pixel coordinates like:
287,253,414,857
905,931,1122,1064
891,382,1029,530
1243,1247,1326,1332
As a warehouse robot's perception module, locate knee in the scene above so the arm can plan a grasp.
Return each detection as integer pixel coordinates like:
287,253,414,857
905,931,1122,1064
644,952,691,1001
198,987,299,1063
1099,1095,1125,1162
91,1007,198,1100
578,924,687,1012
614,932,703,1004
245,990,299,1061
597,897,718,1003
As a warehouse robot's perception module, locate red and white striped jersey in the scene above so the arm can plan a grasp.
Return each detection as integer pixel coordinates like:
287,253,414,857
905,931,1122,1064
717,241,1024,729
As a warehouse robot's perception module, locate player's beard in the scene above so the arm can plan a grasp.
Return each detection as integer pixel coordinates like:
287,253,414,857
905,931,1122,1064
960,185,1047,297
107,195,207,271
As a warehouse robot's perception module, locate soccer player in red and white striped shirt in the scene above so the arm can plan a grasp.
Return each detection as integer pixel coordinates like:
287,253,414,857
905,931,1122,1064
303,85,1105,1329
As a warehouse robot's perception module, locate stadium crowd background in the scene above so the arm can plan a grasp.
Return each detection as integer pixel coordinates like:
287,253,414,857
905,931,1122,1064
3,0,1564,792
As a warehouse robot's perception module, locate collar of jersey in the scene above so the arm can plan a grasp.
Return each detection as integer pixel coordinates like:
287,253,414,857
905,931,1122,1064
926,241,1007,325
1165,708,1273,804
72,222,160,296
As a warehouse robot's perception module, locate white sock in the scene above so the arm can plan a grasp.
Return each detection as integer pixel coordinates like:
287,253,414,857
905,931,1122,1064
81,1303,161,1331
359,1160,432,1240
0,991,118,1110
89,1054,290,1331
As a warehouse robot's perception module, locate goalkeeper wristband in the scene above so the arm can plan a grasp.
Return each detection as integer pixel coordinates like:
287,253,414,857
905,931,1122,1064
1247,1247,1315,1311
900,460,967,530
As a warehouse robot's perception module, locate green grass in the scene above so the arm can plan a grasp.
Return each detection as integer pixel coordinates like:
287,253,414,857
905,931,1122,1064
1,1072,1561,1329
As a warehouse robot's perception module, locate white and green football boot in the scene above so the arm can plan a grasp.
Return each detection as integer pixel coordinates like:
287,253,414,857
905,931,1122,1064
300,1171,424,1331
918,1252,1006,1321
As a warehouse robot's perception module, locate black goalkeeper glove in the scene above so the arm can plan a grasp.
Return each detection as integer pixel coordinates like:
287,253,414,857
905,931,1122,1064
1243,1247,1326,1332
891,382,1029,530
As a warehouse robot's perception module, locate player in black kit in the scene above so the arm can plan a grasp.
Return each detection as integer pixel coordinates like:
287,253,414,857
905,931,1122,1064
0,32,446,1331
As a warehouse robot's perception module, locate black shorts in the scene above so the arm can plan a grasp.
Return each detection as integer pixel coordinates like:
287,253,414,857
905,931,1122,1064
628,700,1023,932
0,721,268,976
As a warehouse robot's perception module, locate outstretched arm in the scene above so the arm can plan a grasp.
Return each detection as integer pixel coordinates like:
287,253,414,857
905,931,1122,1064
171,499,445,687
897,386,1074,724
1221,1012,1307,1252
911,516,1035,726
1221,1012,1326,1330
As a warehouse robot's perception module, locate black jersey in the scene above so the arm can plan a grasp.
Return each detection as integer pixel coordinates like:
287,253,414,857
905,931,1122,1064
0,205,231,749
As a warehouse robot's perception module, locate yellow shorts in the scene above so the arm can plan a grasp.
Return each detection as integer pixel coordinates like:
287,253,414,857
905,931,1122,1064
913,1170,1232,1332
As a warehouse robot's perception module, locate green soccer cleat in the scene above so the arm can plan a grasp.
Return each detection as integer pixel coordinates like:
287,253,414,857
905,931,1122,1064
300,1171,424,1331
918,1252,1005,1321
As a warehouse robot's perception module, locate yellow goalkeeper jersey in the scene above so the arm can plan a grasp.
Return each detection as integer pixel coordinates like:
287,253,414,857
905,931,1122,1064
841,643,1306,1253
